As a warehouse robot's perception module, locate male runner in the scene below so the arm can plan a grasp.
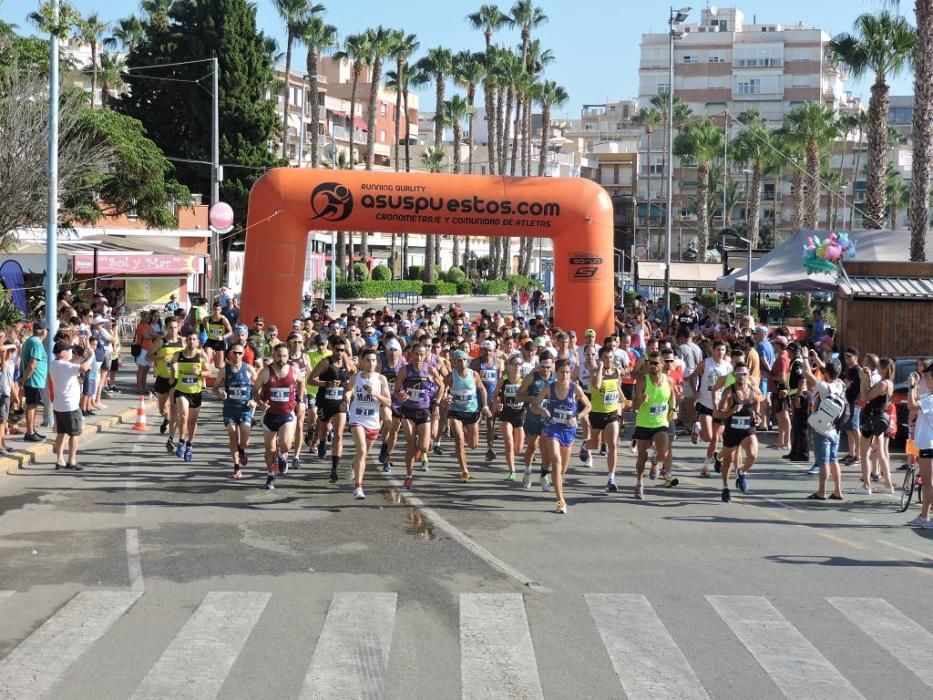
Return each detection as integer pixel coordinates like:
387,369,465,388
149,317,182,450
470,340,502,462
171,330,210,462
346,348,392,499
255,343,305,489
201,302,233,368
213,343,258,478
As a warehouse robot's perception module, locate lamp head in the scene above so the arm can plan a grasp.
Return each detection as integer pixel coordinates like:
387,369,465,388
672,7,691,23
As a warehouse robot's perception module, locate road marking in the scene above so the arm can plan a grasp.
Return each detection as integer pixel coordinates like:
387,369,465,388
0,591,13,606
384,476,550,592
828,597,933,691
585,593,709,700
132,591,270,700
875,539,933,563
0,590,142,699
707,595,863,699
460,593,544,700
125,444,140,517
126,528,144,592
301,592,397,700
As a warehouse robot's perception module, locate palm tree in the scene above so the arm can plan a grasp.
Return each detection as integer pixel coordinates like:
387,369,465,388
829,10,915,229
104,15,144,54
511,1,546,177
497,49,523,175
783,103,838,229
421,47,454,149
453,51,486,175
731,109,779,249
97,52,125,108
140,0,171,32
362,26,393,172
420,146,449,282
650,93,692,218
673,118,724,261
907,1,932,259
847,110,868,229
388,31,419,172
467,4,512,176
633,106,662,243
442,95,473,267
333,33,371,167
535,80,568,176
833,112,858,227
74,12,108,107
522,40,554,176
303,16,338,168
885,163,910,228
273,0,322,160
388,62,429,172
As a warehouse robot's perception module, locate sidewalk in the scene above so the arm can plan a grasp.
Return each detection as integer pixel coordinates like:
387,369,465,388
0,353,153,476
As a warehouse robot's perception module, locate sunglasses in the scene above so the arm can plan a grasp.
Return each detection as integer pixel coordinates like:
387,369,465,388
648,362,661,367
231,351,243,355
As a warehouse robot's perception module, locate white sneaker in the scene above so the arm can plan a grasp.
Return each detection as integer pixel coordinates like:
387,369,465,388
555,500,567,514
584,453,593,468
541,474,552,492
522,470,532,489
906,516,929,527
922,519,933,530
352,487,366,500
852,487,872,495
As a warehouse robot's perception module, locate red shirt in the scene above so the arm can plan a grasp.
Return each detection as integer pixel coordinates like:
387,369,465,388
263,364,297,415
771,351,789,383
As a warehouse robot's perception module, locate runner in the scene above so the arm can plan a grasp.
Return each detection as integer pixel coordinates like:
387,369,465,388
588,346,623,491
304,333,332,461
660,347,684,486
495,355,527,481
148,316,182,451
255,343,304,490
632,351,676,500
286,331,310,468
576,339,599,467
212,343,258,479
470,340,502,462
377,338,406,472
714,362,760,503
516,353,556,490
170,330,210,463
394,344,445,489
345,347,392,499
308,338,353,484
688,340,732,477
200,302,233,368
446,350,492,482
529,359,591,514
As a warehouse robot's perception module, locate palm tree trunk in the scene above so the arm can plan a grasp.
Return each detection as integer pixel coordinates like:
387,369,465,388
366,58,383,169
336,231,346,280
849,128,864,229
501,238,511,277
394,58,404,171
402,234,409,276
404,88,412,171
308,51,321,168
804,140,820,229
538,105,551,176
496,86,505,174
464,236,471,274
467,84,476,174
425,234,435,282
485,79,497,175
434,75,445,147
792,167,805,230
502,86,514,175
836,128,849,227
282,36,293,159
349,67,360,165
910,0,932,260
864,78,890,230
645,129,652,248
521,99,530,175
697,161,710,261
749,163,762,249
510,95,521,175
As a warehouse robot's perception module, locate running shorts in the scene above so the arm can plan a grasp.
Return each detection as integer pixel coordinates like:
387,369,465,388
154,376,174,394
174,391,202,409
723,427,755,449
633,425,667,441
223,407,253,426
449,410,481,426
498,408,525,428
263,411,295,433
543,423,576,447
589,411,619,432
401,407,431,425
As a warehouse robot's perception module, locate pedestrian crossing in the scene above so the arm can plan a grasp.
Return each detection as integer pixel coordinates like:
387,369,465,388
0,589,930,699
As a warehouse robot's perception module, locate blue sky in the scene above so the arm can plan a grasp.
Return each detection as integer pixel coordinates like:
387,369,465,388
1,0,915,116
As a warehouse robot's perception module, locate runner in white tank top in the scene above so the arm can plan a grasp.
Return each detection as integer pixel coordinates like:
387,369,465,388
346,349,392,500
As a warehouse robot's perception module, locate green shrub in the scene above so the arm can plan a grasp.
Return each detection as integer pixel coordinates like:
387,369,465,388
407,265,424,281
336,280,423,299
698,293,719,311
445,266,466,284
456,280,474,295
371,264,392,281
478,280,509,295
669,292,682,309
623,290,637,308
507,275,534,291
788,293,808,319
352,262,370,281
423,281,457,297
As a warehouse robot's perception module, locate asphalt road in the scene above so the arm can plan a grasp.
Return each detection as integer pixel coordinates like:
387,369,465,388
0,390,931,699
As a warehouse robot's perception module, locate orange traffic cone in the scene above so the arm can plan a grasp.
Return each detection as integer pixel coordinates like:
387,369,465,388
132,395,149,432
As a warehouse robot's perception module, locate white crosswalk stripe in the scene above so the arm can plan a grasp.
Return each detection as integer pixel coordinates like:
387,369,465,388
828,597,933,691
0,591,13,605
131,591,271,700
708,595,864,700
586,593,709,700
0,590,142,700
300,592,397,700
460,592,544,700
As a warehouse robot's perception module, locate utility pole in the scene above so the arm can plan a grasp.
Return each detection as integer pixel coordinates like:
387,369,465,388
43,0,61,428
210,55,221,302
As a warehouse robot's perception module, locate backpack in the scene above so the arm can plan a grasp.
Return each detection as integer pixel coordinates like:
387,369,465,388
808,382,848,436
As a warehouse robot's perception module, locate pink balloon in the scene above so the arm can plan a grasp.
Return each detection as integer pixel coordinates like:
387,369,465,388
209,202,234,230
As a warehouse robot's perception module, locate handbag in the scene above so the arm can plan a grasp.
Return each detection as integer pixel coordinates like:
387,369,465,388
130,343,141,358
867,411,891,437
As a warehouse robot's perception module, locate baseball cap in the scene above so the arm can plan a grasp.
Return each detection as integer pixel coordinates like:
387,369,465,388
452,349,469,360
386,339,402,351
234,324,248,334
534,336,547,347
584,328,596,338
254,315,264,323
33,320,48,331
535,310,544,318
400,319,412,327
52,341,72,354
365,335,378,346
480,340,495,350
754,325,769,335
287,331,303,342
772,336,789,346
314,333,328,345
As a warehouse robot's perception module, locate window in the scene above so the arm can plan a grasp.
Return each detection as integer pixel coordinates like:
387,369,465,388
379,129,387,143
709,56,724,63
889,106,912,124
737,78,761,95
657,83,670,94
380,102,387,117
683,55,695,64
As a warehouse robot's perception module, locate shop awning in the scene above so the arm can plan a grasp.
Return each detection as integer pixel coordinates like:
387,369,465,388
353,116,368,131
637,261,723,289
840,276,933,300
329,109,347,118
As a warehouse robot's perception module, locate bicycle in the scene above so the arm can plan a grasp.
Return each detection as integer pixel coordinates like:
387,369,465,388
898,461,924,512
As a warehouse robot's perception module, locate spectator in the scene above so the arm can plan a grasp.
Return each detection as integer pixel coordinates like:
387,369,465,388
222,297,239,326
0,334,16,454
164,294,181,313
48,340,93,470
20,321,49,443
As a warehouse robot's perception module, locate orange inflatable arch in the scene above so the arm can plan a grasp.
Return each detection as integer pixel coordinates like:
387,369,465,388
240,168,615,338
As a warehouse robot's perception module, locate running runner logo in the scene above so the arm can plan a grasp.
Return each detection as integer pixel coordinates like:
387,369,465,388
310,182,354,222
568,252,602,283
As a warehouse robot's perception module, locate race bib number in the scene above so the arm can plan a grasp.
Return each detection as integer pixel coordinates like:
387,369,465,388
731,415,752,430
603,391,619,405
480,369,497,383
387,379,396,393
504,385,519,398
209,327,223,339
181,375,199,386
552,408,572,422
407,388,425,402
270,386,290,403
324,387,345,401
355,407,376,418
228,387,248,401
452,391,471,404
649,403,667,416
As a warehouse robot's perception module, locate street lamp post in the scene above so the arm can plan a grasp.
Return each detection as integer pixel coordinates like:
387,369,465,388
722,230,753,318
664,6,690,312
43,0,61,428
210,56,221,303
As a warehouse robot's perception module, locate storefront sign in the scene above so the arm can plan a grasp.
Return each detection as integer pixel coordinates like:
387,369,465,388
72,254,203,275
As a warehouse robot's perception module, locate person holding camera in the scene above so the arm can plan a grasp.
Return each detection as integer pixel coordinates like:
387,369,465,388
906,363,933,527
49,340,94,470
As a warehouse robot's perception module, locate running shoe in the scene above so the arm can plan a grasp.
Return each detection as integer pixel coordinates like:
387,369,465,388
630,438,637,454
541,473,552,492
183,446,193,462
432,443,444,456
506,470,516,481
329,469,338,484
65,463,83,471
263,475,275,490
584,452,593,468
921,519,933,530
166,438,175,454
699,467,711,478
352,486,366,500
721,487,732,503
382,460,392,474
578,446,588,464
278,454,288,475
485,448,496,462
420,453,430,471
663,473,680,487
851,486,872,495
317,440,327,460
175,441,185,458
230,469,242,480
713,451,722,473
870,473,881,483
599,444,607,457
460,471,471,483
691,422,700,444
160,418,168,434
736,471,748,493
807,464,820,475
906,516,929,527
290,455,301,470
634,483,644,500
649,465,659,480
555,500,567,514
403,474,414,489
378,444,389,466
239,448,249,467
607,480,619,493
522,470,533,489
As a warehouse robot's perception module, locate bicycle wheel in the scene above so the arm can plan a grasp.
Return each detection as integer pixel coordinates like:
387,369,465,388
899,466,916,512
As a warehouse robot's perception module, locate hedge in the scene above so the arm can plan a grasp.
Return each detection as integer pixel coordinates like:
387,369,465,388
370,264,392,281
456,280,474,295
407,265,424,281
351,262,370,281
477,280,509,295
336,280,423,299
423,281,458,297
444,266,466,284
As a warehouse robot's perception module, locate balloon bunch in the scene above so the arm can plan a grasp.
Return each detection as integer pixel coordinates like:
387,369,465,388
802,232,857,275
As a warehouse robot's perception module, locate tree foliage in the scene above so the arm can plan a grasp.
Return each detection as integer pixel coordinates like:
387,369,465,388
115,0,282,224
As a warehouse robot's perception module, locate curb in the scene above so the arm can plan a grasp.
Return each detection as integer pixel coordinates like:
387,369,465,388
0,403,149,476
